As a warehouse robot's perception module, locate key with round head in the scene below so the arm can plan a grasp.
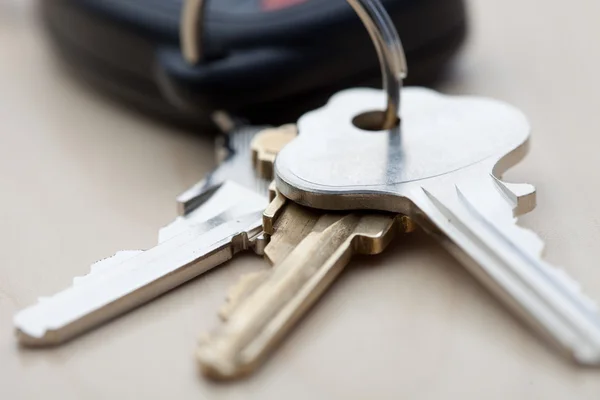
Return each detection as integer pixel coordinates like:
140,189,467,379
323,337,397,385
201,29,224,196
273,87,600,365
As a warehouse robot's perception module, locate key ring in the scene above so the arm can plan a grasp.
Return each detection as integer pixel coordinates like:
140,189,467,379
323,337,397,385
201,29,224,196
180,0,407,129
346,0,407,128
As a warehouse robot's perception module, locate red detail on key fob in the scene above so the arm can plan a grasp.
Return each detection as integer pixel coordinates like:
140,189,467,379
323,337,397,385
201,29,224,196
262,0,309,11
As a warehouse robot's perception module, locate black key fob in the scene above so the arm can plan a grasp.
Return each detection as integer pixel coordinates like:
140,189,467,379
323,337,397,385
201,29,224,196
42,0,467,128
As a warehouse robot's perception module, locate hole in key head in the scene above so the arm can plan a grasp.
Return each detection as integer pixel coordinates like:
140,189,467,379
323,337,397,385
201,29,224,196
352,110,400,132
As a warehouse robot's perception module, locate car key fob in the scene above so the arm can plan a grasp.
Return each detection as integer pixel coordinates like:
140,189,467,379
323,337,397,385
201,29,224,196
41,0,467,128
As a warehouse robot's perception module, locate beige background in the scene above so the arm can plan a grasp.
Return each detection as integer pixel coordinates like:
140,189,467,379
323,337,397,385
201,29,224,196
2,1,600,399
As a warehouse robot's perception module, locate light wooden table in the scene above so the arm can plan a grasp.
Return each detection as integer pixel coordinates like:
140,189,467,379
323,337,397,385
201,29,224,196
2,1,600,399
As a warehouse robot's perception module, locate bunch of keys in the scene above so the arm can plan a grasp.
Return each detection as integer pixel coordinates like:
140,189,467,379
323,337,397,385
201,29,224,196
13,0,600,381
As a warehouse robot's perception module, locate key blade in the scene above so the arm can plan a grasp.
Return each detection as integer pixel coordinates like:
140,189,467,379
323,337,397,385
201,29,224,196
14,124,288,346
414,177,600,365
197,203,406,380
72,251,143,287
70,181,268,289
14,209,264,346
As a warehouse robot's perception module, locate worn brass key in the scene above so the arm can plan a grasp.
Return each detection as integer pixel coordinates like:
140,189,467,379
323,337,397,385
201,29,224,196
197,190,413,379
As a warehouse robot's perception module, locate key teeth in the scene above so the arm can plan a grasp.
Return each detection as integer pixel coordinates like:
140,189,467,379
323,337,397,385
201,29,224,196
453,185,598,312
15,249,147,345
73,250,143,287
491,175,536,217
424,185,597,314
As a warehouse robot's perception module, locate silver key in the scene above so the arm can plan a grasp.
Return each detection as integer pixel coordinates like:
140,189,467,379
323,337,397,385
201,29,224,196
274,87,600,365
14,125,294,345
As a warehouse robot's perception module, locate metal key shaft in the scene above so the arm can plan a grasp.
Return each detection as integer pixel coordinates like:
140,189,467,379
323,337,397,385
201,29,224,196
197,190,412,379
14,126,295,345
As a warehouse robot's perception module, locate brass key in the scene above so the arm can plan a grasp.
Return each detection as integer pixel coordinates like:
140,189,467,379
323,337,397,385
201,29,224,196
197,190,413,379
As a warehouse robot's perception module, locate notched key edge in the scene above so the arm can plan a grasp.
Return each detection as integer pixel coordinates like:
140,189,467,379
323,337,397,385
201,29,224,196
197,205,410,380
420,182,600,366
14,210,265,347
